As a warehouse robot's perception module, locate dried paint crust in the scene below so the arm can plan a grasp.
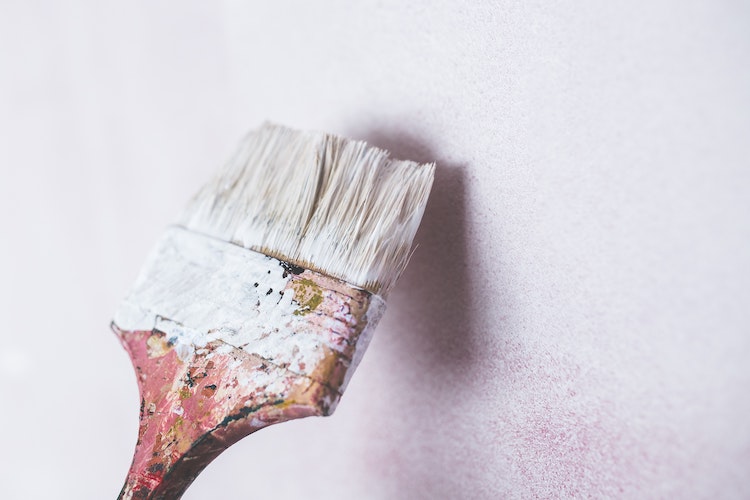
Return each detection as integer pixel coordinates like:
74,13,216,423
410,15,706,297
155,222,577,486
114,269,383,500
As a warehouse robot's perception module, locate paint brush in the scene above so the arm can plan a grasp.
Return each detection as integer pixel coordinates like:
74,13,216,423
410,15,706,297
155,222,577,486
112,123,434,499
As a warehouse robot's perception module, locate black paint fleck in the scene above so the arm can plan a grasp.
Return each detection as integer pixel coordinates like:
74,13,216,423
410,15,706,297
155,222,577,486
280,261,304,278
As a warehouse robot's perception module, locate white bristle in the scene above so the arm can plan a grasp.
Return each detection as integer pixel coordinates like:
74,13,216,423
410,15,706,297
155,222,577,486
180,123,435,295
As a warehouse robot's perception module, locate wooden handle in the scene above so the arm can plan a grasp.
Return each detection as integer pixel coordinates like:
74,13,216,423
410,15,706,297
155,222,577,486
114,270,383,499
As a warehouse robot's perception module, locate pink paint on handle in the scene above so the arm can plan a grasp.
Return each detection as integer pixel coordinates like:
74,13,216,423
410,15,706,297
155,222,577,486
115,269,382,499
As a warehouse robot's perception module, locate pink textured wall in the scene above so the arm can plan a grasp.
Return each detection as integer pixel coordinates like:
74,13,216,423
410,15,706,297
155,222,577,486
1,1,748,498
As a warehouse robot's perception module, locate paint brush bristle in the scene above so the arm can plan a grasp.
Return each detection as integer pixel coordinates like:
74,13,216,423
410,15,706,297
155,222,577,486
180,123,435,295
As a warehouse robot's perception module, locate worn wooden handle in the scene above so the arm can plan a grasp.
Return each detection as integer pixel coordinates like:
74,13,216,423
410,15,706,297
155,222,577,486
114,270,383,499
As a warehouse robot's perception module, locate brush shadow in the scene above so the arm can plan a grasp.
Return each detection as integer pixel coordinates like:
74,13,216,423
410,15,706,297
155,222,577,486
362,129,475,370
355,127,480,497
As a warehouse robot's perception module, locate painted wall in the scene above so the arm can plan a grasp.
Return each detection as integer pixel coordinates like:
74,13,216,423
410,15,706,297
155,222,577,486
1,1,748,498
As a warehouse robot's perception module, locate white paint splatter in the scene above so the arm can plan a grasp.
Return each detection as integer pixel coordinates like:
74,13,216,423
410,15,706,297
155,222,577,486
114,227,385,385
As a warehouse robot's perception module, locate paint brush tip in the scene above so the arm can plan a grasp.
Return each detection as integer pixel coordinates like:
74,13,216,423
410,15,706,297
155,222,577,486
180,123,435,295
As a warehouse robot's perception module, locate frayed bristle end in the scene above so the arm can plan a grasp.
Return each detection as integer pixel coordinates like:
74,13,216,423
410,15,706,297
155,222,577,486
180,123,434,295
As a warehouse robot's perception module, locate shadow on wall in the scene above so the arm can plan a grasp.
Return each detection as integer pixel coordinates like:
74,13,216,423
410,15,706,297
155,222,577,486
361,128,477,372
355,126,490,497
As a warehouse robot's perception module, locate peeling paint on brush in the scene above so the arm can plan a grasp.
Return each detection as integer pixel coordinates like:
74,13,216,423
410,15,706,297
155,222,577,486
115,226,385,383
113,227,385,499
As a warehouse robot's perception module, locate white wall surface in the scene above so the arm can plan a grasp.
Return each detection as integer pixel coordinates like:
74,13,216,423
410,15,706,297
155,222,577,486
1,1,748,499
